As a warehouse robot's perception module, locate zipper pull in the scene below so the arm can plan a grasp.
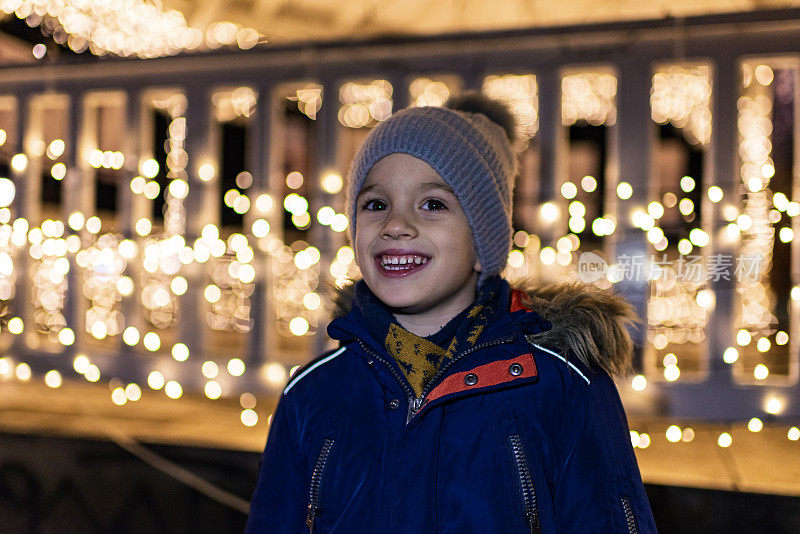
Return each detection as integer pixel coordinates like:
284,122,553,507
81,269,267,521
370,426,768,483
406,396,424,424
527,511,541,534
306,504,317,533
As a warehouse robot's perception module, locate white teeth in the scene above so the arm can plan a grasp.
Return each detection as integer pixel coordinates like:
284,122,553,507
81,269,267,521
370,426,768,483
380,255,428,267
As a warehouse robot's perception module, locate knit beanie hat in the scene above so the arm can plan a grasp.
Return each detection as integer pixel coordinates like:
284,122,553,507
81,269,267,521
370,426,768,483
347,93,518,284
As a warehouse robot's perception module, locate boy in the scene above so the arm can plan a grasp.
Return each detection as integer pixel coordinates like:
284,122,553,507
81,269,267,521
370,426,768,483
246,94,657,533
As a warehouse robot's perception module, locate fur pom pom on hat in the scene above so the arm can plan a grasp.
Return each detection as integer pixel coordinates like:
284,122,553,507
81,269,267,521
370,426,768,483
347,92,518,284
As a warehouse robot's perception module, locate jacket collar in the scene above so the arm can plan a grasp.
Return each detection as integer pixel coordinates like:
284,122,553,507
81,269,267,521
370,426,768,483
328,277,638,377
327,278,550,350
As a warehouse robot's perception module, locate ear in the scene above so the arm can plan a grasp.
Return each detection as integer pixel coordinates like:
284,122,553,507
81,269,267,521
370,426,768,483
474,256,482,273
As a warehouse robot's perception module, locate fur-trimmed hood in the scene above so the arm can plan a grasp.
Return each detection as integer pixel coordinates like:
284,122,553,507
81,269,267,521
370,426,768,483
330,279,639,377
517,280,638,377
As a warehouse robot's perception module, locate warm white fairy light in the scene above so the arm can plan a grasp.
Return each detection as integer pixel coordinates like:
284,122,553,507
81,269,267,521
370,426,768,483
482,74,539,143
228,358,246,377
85,364,100,382
562,71,617,126
155,97,189,237
617,182,633,200
645,66,716,368
289,316,309,336
666,425,682,442
213,87,257,122
736,61,786,357
0,1,261,58
204,380,222,399
73,354,90,374
125,383,142,401
202,360,219,379
240,409,258,427
0,223,17,302
748,417,763,432
164,380,182,399
651,65,712,145
239,392,257,410
410,77,453,107
111,387,127,405
631,374,647,391
143,331,161,351
0,178,15,208
44,370,62,388
321,173,343,195
29,223,71,343
338,80,393,128
205,233,255,332
10,153,27,172
83,234,127,340
264,362,288,385
764,396,784,415
148,371,165,390
753,364,769,380
286,84,323,120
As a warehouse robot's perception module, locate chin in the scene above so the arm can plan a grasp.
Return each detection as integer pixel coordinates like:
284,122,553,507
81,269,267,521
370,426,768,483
371,287,424,312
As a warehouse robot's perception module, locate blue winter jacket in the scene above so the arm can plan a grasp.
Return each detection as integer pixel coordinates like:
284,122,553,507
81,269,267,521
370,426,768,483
246,281,657,533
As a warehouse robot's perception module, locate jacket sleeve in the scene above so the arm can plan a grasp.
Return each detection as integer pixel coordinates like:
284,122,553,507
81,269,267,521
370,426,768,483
552,370,657,533
245,392,308,533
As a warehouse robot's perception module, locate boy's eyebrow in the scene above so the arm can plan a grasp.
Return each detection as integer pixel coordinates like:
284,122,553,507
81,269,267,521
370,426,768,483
356,184,380,198
418,182,455,195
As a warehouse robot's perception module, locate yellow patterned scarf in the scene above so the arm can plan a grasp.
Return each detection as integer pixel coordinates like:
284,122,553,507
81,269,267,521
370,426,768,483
354,278,503,397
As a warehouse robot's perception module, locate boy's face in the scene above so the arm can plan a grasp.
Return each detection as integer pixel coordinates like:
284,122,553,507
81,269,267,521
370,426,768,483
355,153,481,320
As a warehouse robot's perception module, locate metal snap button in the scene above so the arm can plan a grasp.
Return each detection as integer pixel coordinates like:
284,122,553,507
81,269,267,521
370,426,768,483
464,373,478,386
389,398,400,410
509,363,524,376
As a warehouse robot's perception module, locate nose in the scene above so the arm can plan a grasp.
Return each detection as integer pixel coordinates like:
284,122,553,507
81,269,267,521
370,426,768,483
380,208,417,240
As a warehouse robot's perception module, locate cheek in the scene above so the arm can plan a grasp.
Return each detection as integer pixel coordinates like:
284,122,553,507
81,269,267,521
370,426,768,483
353,225,373,269
436,224,477,264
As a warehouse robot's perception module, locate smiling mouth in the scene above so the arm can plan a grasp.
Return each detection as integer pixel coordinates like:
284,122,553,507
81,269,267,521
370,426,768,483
374,253,430,276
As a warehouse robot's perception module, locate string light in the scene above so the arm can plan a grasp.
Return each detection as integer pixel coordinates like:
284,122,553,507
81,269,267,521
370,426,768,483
0,0,261,58
338,80,393,128
482,74,538,143
241,409,258,427
562,71,617,125
748,417,763,432
666,425,682,442
651,65,711,145
410,77,453,107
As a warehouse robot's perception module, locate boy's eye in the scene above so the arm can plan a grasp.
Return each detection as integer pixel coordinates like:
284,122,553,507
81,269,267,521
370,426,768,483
362,199,387,211
421,199,447,211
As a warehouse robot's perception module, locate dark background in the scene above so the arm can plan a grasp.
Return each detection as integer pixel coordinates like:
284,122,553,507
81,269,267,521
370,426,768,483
1,432,799,533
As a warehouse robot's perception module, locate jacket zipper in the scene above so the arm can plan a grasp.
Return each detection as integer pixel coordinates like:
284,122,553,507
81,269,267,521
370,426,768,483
359,335,516,423
411,335,516,422
621,496,638,534
508,434,542,534
306,438,335,534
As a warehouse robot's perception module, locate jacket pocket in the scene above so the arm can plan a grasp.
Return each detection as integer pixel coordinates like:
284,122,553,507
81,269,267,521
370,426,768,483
306,438,335,534
620,495,638,534
508,434,542,534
